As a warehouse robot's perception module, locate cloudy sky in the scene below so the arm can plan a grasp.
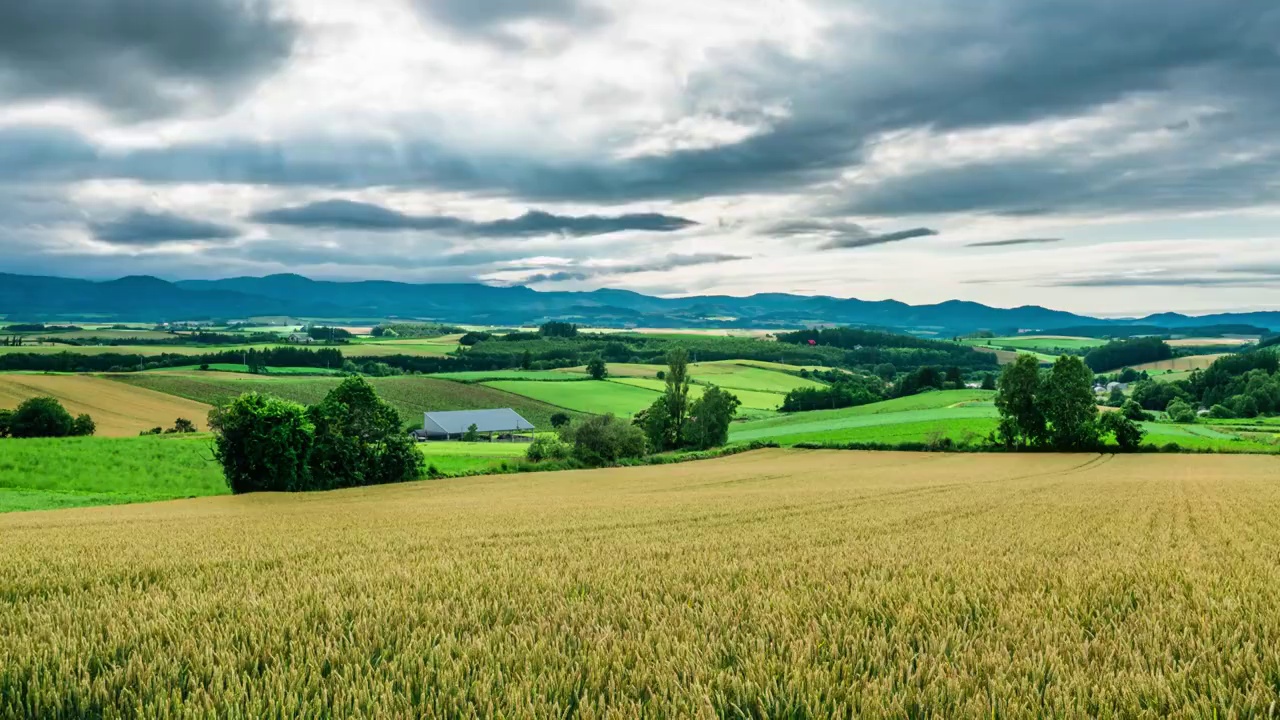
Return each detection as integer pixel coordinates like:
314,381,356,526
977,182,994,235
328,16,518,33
3,0,1280,315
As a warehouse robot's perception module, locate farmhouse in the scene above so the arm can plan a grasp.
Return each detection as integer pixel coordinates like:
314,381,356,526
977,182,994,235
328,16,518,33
287,332,315,344
413,408,534,442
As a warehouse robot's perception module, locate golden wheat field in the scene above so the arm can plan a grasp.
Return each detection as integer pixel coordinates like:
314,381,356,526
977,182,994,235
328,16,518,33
0,374,213,436
3,450,1280,718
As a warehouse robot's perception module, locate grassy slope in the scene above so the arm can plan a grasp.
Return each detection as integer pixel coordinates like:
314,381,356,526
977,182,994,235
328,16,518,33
0,435,227,512
5,451,1280,716
962,336,1104,351
0,374,214,436
109,373,578,429
484,379,661,416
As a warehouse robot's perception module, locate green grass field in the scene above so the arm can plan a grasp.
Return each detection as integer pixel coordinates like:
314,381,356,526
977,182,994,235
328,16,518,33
0,435,227,512
110,373,578,429
417,441,532,475
609,377,786,412
158,364,347,375
962,336,1104,352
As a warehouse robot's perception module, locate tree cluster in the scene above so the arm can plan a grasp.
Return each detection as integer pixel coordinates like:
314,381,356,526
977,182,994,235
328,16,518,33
635,349,741,452
1084,337,1173,372
0,398,94,439
781,374,884,412
210,377,422,494
994,354,1145,451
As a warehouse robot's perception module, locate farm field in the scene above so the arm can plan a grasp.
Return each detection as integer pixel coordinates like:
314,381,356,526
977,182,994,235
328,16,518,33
484,378,662,416
1131,355,1229,372
1165,337,1258,348
0,435,226,512
5,450,1280,716
610,377,786,412
0,374,213,436
963,335,1105,352
430,370,587,382
109,373,577,429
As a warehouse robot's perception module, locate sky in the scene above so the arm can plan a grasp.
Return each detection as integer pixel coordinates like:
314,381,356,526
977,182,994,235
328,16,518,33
2,0,1280,315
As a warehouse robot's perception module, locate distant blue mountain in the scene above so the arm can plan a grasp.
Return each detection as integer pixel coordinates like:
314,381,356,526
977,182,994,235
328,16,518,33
1,272,1275,334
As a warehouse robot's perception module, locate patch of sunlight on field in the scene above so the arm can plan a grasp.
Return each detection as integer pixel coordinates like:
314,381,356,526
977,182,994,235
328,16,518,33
4,451,1280,716
0,374,213,436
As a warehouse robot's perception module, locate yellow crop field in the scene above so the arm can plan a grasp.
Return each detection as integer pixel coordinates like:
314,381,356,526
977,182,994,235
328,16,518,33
3,450,1280,717
0,374,212,436
1131,354,1229,372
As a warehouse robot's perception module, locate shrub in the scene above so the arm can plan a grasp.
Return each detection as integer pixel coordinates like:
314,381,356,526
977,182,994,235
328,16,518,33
1166,398,1198,424
549,412,571,429
71,414,95,437
586,356,608,380
568,414,648,466
7,397,79,438
170,418,197,434
140,426,163,436
1121,400,1151,422
210,393,315,494
1208,404,1235,419
526,436,572,463
0,409,10,438
1098,411,1145,451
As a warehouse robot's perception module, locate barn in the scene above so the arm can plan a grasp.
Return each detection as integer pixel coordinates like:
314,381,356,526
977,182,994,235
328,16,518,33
412,408,535,442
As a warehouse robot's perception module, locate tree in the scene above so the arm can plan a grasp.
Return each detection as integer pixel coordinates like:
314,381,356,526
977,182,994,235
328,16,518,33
1041,355,1101,451
1107,387,1126,406
171,418,197,433
640,394,677,452
683,385,741,450
462,423,481,442
0,409,11,438
539,321,579,338
1208,404,1235,419
525,435,571,462
994,354,1047,448
308,377,422,489
210,393,315,494
1098,411,1145,451
550,412,571,429
71,414,95,437
520,350,533,370
1121,400,1151,422
7,397,77,438
567,414,647,466
980,373,997,391
1166,398,1198,424
874,363,897,381
586,356,608,380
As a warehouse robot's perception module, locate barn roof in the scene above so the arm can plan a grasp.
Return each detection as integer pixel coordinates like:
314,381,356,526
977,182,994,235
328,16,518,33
422,408,534,435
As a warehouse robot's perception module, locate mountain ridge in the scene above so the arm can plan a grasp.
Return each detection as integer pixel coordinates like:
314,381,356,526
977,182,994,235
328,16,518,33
3,272,1278,334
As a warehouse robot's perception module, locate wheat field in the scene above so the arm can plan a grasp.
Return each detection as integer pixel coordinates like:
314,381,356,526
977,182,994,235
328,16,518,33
0,374,213,436
3,450,1280,718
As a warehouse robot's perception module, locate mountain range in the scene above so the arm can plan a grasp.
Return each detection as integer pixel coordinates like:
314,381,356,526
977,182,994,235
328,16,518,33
3,272,1279,336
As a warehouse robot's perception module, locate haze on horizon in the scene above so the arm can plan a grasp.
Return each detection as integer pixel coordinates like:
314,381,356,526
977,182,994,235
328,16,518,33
2,0,1279,316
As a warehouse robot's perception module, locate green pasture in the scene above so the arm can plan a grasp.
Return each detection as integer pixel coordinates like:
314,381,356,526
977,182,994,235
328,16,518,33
0,435,228,513
963,336,1104,352
609,377,786,412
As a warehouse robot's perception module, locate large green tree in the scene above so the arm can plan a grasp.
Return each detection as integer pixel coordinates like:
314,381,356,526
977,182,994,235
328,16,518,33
683,385,741,450
994,354,1047,448
6,397,88,439
210,393,315,494
308,376,422,489
1041,355,1101,451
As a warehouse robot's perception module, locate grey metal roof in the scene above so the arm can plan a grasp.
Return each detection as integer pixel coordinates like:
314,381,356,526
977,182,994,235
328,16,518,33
422,408,534,435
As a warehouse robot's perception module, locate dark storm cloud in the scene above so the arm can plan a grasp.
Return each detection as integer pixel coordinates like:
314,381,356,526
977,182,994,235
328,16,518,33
818,228,939,250
251,199,696,237
90,210,242,245
521,253,748,283
5,0,1280,217
0,0,297,118
967,238,1064,248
